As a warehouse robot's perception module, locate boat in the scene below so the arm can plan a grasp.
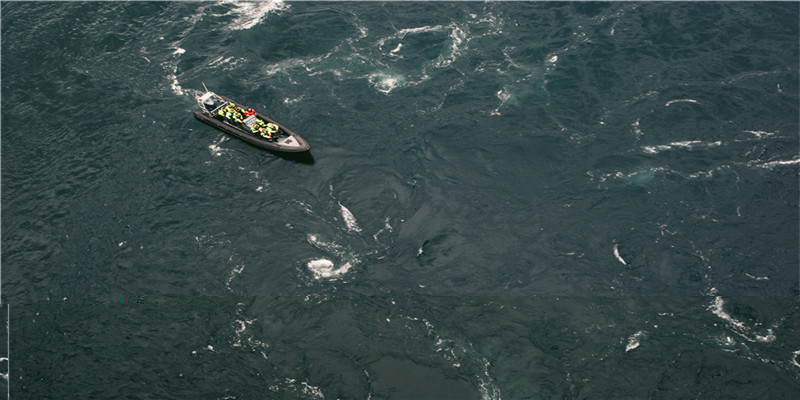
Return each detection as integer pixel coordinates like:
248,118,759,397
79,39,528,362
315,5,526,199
192,89,310,153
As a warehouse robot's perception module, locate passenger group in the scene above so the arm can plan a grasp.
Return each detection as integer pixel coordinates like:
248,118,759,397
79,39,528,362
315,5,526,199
217,103,279,140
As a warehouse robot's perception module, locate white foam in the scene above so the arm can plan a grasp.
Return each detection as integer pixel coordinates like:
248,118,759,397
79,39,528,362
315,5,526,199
625,330,645,352
478,357,501,400
223,0,289,31
305,233,359,280
208,135,230,156
307,258,352,280
613,243,627,265
750,158,800,168
166,45,187,95
283,95,304,104
642,145,669,154
281,378,324,399
225,264,245,291
307,233,344,256
631,118,643,137
381,25,443,47
169,72,183,95
708,296,776,343
338,202,362,232
744,273,769,281
230,314,269,357
665,98,700,107
264,55,323,76
491,86,512,115
744,130,778,139
406,316,501,400
389,43,403,55
642,140,722,154
368,73,403,94
373,217,394,242
792,350,800,369
671,140,704,147
433,24,466,68
299,381,324,399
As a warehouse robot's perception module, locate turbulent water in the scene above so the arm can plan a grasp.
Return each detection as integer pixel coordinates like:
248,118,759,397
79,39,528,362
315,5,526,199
2,1,799,398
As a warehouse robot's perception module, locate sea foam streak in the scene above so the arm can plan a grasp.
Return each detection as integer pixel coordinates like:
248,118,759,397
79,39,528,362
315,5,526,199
749,158,800,168
168,48,185,95
405,316,501,400
665,98,700,106
338,202,362,232
613,243,627,265
709,296,776,343
642,140,722,154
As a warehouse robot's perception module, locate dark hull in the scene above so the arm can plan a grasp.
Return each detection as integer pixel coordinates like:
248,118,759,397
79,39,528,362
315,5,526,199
193,97,310,153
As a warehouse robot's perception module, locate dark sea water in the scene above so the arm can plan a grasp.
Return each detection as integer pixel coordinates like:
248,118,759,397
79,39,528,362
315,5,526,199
1,1,799,398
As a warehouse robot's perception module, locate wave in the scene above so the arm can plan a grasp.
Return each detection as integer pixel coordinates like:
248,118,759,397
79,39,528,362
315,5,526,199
221,0,289,31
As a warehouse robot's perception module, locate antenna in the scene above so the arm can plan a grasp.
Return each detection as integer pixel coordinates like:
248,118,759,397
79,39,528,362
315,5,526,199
202,82,209,93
